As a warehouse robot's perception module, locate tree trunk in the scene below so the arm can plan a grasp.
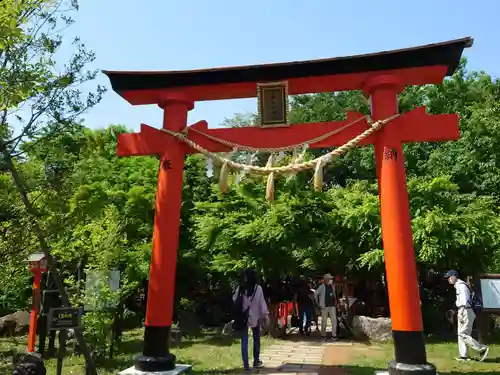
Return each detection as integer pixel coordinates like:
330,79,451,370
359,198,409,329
1,149,97,375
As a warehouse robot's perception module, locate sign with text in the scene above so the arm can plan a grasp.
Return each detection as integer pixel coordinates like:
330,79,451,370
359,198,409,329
257,81,289,127
47,307,83,331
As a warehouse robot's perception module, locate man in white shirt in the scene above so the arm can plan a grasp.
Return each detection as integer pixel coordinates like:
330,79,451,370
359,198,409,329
444,270,489,362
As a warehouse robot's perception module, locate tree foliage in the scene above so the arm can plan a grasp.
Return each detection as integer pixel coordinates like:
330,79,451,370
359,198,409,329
0,49,499,340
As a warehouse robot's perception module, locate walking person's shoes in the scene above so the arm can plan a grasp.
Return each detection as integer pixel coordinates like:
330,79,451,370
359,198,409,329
479,347,489,362
253,360,264,369
330,336,339,341
244,368,251,373
455,357,471,362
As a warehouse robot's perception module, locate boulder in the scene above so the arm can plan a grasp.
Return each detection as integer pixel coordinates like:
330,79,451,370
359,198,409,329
352,315,392,342
0,311,30,336
170,328,181,346
178,311,200,335
221,320,233,336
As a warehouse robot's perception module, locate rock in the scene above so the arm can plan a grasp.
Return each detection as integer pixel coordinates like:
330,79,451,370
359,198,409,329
352,315,392,342
222,320,233,336
0,311,30,337
170,328,181,346
178,311,200,335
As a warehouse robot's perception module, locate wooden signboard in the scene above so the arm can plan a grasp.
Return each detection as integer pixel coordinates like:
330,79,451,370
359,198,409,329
257,81,289,127
476,274,500,313
47,307,83,331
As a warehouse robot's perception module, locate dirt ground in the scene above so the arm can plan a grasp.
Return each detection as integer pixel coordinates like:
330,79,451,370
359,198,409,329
320,343,384,375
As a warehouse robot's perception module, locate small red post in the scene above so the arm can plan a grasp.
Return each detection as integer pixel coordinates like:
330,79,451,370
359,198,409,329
27,269,42,353
135,95,194,372
364,75,435,375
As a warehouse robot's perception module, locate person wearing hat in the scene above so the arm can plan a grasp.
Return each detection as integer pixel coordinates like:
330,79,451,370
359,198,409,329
314,273,338,341
444,270,489,362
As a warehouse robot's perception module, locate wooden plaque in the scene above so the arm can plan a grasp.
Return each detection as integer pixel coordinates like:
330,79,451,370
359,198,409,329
257,81,289,127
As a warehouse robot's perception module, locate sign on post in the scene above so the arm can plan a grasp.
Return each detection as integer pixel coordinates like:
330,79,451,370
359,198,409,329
477,274,500,313
47,307,83,331
47,307,83,375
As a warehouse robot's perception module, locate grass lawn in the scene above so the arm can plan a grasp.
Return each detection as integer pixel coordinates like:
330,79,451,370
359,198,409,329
3,331,500,375
343,340,500,375
0,328,277,375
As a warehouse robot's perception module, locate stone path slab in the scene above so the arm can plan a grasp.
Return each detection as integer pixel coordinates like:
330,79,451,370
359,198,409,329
252,341,325,375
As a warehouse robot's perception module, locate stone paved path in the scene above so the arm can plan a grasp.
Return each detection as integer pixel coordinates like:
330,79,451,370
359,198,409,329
257,340,325,374
251,339,358,375
247,316,359,375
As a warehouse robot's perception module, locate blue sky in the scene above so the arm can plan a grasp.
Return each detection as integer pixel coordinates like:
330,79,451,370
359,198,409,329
67,0,499,131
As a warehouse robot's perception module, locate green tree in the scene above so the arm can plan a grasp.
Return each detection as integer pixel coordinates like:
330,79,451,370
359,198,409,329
0,1,103,372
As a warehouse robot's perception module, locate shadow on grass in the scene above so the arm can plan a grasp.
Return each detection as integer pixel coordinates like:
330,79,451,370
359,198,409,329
201,335,239,347
480,356,500,364
114,332,239,357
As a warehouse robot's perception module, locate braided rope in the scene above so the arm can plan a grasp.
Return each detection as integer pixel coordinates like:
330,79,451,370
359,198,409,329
161,114,400,176
188,115,368,153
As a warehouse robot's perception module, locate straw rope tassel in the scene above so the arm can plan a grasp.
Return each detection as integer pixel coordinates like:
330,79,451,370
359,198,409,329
295,144,309,165
266,154,274,168
219,161,230,193
266,172,275,201
265,154,275,201
314,159,324,192
291,148,298,164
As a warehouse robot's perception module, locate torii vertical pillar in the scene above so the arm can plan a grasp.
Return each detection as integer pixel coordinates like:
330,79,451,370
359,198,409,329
364,75,435,375
135,95,193,372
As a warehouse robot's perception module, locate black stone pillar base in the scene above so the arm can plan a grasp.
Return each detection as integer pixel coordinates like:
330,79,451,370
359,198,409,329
135,326,176,372
387,361,436,375
386,330,436,375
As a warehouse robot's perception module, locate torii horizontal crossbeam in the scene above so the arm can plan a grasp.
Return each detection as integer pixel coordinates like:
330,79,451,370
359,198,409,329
116,106,459,157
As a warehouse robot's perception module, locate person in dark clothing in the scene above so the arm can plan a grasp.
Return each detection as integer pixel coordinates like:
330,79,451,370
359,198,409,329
294,276,315,336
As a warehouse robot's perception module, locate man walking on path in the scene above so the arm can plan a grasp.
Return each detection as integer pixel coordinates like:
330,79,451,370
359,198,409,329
444,270,489,362
315,273,338,341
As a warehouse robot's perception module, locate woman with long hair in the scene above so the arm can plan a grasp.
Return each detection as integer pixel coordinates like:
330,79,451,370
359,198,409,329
233,269,269,372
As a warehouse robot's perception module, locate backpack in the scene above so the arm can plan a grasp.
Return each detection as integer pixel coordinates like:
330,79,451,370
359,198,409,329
465,283,483,313
290,304,300,328
232,286,257,331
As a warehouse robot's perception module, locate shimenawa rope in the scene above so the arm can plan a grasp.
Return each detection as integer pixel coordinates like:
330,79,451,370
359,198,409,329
161,114,399,176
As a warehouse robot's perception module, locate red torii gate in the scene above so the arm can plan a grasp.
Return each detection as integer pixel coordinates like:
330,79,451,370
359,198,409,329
104,37,472,375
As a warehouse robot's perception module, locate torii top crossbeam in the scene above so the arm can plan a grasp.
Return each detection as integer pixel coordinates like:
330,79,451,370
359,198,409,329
104,37,472,104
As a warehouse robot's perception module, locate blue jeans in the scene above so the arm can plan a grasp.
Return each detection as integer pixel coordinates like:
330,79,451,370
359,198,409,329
241,326,260,369
299,305,313,333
